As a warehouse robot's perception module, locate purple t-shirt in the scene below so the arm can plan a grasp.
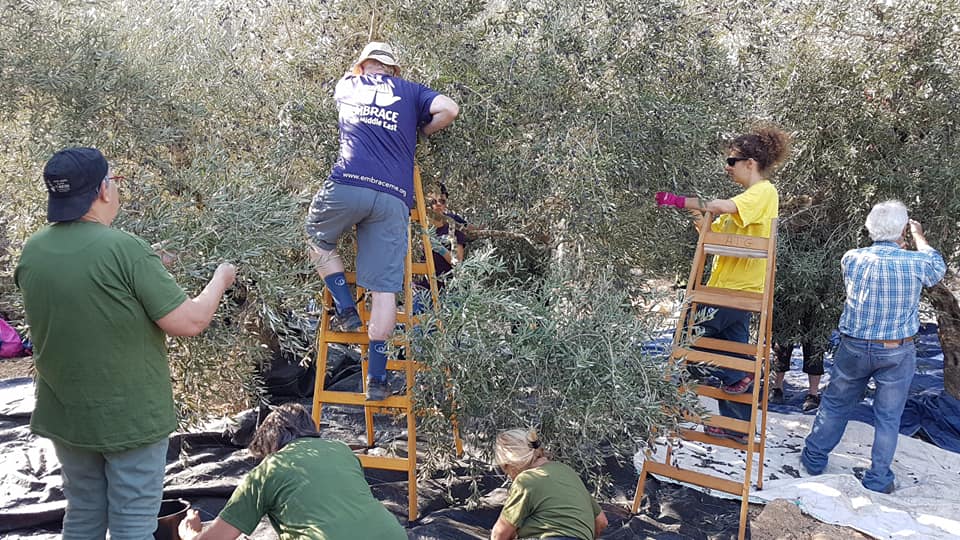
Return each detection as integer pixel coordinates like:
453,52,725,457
329,73,439,207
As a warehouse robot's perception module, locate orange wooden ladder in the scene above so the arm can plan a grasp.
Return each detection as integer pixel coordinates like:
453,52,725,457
311,166,462,522
632,212,778,540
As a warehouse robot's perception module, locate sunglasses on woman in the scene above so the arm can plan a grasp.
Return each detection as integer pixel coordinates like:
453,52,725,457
726,157,750,167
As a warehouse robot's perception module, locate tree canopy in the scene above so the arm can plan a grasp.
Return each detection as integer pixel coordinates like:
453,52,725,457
2,0,959,485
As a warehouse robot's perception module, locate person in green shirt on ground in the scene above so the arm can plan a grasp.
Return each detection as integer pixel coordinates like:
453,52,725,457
490,428,608,540
15,147,236,539
178,403,406,540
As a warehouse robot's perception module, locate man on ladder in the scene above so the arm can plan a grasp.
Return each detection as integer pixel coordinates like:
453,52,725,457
305,41,459,400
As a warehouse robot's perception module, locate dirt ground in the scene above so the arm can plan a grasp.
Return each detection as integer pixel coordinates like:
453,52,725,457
750,499,870,539
0,357,32,379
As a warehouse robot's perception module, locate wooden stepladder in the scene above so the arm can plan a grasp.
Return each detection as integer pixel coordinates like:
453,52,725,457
311,166,462,522
632,212,778,540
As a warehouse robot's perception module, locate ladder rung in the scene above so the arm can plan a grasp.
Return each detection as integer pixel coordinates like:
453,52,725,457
358,454,411,471
643,460,745,496
692,384,755,404
702,231,770,258
682,411,751,433
688,287,764,312
679,428,758,451
314,390,410,409
321,330,369,345
674,347,757,373
410,262,432,275
385,359,424,371
689,337,760,357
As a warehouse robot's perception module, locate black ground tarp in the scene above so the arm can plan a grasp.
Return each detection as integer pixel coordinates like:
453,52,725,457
1,346,751,539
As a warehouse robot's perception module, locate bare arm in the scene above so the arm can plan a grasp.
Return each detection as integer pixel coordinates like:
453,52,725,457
490,517,517,540
682,197,738,216
156,263,236,337
178,511,242,540
421,95,459,136
594,511,608,538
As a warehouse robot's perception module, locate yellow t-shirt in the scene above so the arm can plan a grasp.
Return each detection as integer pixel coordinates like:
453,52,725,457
705,180,778,293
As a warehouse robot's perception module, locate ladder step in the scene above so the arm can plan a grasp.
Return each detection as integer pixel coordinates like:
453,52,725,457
643,460,745,496
358,454,411,471
679,428,759,451
689,337,761,357
385,359,424,371
410,262,432,275
321,330,369,345
674,347,757,373
693,384,755,404
314,390,411,409
682,411,751,433
702,231,770,258
688,287,764,312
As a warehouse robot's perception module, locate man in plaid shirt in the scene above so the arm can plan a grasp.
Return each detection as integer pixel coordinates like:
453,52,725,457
801,200,946,493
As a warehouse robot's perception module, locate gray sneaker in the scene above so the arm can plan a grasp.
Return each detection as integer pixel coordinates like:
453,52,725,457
332,307,362,332
770,387,785,404
365,376,390,401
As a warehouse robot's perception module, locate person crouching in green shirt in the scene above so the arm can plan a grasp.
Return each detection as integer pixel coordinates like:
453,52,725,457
491,428,608,540
178,403,406,540
15,147,236,539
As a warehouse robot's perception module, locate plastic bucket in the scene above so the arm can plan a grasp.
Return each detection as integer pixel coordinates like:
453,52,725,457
154,498,189,540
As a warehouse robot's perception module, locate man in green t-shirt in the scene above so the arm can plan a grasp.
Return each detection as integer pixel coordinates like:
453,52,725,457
178,403,406,540
14,147,237,539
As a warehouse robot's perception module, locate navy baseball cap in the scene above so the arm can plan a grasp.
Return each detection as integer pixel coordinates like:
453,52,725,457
43,147,109,222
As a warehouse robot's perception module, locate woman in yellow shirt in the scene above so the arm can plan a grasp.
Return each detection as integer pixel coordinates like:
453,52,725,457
655,126,791,442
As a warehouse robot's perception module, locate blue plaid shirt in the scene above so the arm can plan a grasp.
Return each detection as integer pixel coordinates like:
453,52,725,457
838,241,946,340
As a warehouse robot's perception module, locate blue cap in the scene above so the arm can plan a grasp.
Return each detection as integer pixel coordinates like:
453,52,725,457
43,147,109,222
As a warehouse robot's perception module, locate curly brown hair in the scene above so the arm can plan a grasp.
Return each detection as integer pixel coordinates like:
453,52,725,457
730,125,792,175
248,403,320,459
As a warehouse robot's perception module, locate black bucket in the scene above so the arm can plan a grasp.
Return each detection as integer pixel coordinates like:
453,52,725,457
154,498,189,540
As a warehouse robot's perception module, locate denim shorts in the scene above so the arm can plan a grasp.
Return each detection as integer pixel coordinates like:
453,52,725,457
306,180,408,293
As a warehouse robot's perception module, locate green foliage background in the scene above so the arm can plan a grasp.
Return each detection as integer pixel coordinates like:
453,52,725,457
2,0,959,482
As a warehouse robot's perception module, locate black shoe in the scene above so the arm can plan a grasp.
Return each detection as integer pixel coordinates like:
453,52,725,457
770,387,785,404
365,376,390,401
332,307,362,332
802,393,821,412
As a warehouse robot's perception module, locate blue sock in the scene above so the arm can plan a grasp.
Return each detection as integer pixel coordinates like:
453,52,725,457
323,272,355,314
368,340,387,381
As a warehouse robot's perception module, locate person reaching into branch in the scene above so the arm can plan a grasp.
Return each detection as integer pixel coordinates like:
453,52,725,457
490,428,607,540
802,203,945,494
654,126,791,443
15,147,236,538
305,41,458,401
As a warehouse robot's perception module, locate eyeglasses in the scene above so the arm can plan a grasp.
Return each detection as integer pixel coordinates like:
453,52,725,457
726,157,750,167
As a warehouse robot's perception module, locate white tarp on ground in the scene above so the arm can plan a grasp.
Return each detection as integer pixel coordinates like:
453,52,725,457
635,402,960,539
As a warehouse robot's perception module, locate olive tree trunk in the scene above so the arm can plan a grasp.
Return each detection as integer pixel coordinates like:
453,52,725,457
926,280,960,400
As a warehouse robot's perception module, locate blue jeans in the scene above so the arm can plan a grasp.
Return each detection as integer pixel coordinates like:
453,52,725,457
801,336,915,492
692,306,752,422
54,437,169,540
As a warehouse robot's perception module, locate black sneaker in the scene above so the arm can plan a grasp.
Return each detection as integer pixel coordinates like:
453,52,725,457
332,307,362,332
802,393,821,412
365,376,390,401
770,387,785,404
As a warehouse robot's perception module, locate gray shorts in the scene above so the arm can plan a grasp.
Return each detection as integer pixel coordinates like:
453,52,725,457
306,180,408,293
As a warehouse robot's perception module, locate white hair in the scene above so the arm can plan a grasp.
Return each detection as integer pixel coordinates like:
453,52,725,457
865,200,909,242
494,428,544,471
